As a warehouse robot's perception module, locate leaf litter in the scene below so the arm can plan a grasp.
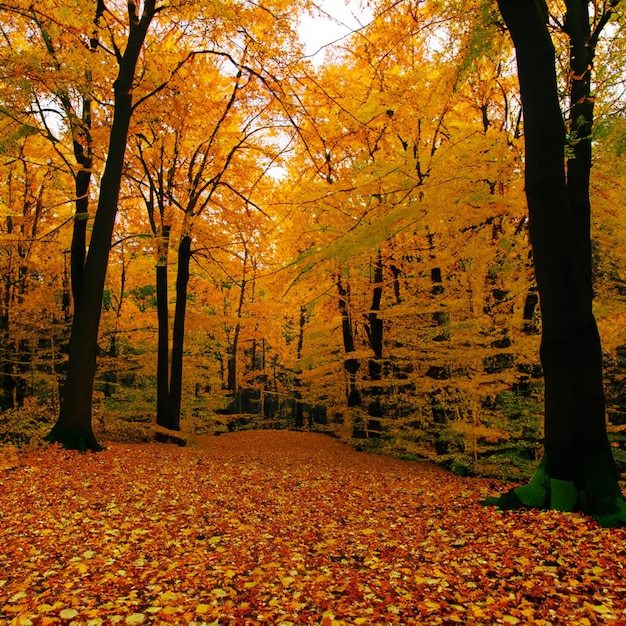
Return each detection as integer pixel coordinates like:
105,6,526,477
0,431,625,625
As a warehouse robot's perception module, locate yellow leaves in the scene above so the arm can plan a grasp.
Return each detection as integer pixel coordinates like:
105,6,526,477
583,602,615,616
9,591,28,603
36,602,64,614
157,590,180,604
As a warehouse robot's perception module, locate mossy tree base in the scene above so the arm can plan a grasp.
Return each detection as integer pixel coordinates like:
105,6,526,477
44,424,103,453
484,455,626,528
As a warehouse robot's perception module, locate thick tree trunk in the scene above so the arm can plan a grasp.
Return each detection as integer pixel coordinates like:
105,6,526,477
564,0,594,294
165,235,191,431
46,2,157,451
493,0,624,524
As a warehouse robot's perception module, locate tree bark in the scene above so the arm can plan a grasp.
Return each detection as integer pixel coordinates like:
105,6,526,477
165,235,191,431
155,226,170,427
293,305,307,429
46,1,158,451
1,250,15,410
70,163,91,307
564,0,594,295
364,251,384,418
227,248,248,395
337,276,360,407
492,0,624,524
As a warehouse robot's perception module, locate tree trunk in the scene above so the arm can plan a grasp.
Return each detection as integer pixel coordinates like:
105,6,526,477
70,166,91,307
1,360,15,411
15,338,29,407
293,305,307,429
0,272,14,410
165,235,191,431
364,251,384,418
492,0,624,525
46,1,158,451
337,276,360,407
35,10,95,310
155,226,170,427
227,248,248,395
564,0,594,295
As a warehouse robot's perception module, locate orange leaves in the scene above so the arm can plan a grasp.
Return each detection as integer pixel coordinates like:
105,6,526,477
1,432,626,623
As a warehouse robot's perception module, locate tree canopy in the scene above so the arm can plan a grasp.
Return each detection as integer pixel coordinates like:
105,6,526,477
1,0,625,519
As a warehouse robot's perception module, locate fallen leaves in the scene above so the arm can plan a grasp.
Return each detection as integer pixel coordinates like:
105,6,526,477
0,430,625,624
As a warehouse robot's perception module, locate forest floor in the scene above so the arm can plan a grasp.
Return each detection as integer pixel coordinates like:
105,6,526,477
0,431,625,625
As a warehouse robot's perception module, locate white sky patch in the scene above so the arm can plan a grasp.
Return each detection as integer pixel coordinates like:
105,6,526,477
299,0,373,63
264,3,372,180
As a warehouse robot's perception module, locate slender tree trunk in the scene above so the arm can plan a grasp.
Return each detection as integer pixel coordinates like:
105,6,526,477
1,218,19,410
155,226,170,427
337,276,360,407
70,165,91,307
36,13,96,310
46,2,158,451
1,322,15,410
227,334,238,393
364,251,384,418
293,305,307,428
15,339,29,407
366,251,384,372
165,235,191,431
493,0,624,523
227,247,248,395
69,114,93,308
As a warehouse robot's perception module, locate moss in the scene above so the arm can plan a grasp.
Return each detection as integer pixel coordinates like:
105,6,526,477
483,454,626,527
44,424,103,452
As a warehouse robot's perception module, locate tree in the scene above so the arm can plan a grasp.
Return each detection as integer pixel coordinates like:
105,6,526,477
131,45,288,429
45,0,160,451
0,2,111,309
490,0,626,525
0,135,68,410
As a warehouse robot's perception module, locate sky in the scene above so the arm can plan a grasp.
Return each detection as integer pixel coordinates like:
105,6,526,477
298,0,373,63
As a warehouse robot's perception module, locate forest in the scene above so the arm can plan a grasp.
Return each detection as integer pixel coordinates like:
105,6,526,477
2,0,626,622
1,0,626,496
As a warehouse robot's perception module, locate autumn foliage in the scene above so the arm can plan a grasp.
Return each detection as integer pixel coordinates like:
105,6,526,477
0,0,625,512
1,431,625,624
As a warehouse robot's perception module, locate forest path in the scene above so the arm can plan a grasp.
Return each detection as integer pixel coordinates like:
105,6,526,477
1,430,625,624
